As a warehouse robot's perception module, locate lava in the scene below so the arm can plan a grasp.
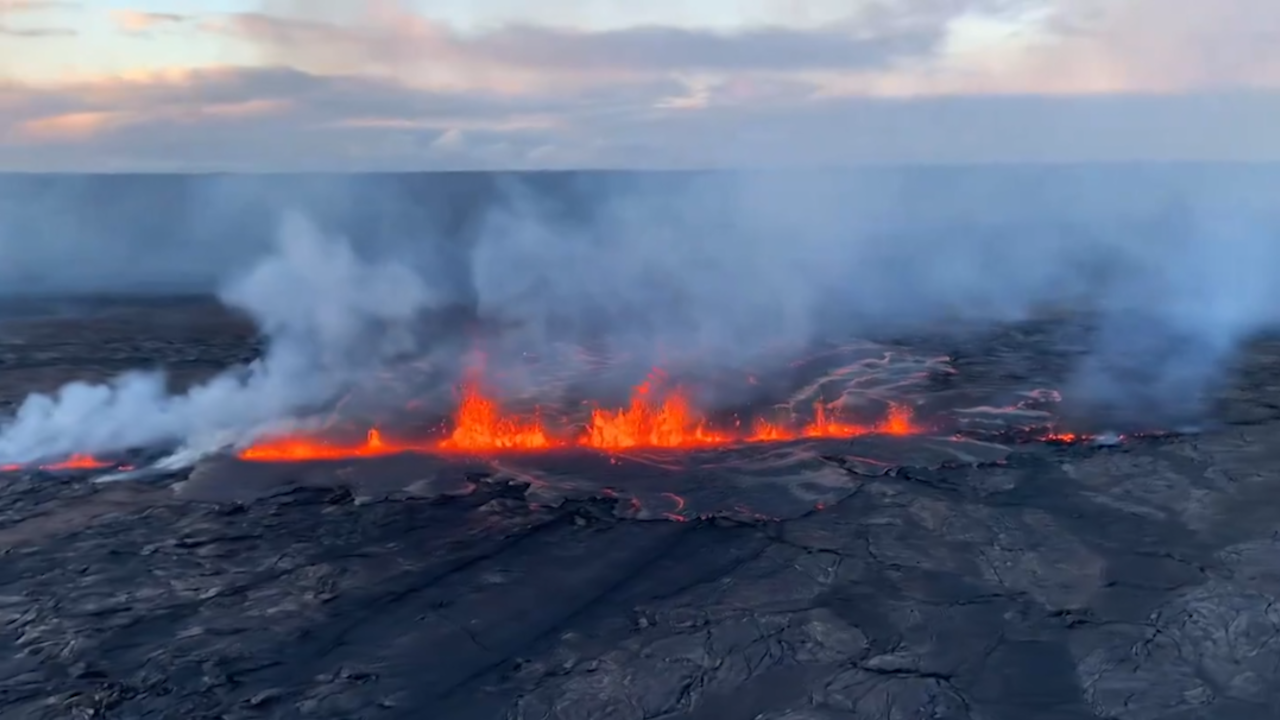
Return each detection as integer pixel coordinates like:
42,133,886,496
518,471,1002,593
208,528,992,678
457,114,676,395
880,404,918,435
440,383,556,451
237,374,926,463
803,402,874,439
747,401,918,443
581,379,728,449
237,428,412,463
0,453,114,473
1043,431,1084,443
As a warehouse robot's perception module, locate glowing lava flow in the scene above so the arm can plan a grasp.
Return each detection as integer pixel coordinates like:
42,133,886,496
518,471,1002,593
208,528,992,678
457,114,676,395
237,428,407,462
237,377,924,462
0,454,114,473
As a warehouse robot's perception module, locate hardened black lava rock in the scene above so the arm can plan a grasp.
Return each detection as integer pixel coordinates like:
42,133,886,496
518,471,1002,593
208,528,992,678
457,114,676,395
1,299,1280,720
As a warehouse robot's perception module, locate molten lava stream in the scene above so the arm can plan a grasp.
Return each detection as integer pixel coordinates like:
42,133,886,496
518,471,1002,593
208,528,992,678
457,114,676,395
0,453,113,472
238,428,411,462
48,454,113,470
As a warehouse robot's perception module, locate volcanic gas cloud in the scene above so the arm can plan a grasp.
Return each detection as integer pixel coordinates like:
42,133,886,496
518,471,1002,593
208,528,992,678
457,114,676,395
237,372,921,463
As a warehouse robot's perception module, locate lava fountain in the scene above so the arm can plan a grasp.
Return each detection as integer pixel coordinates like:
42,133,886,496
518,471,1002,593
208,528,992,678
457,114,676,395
237,372,925,463
440,383,556,451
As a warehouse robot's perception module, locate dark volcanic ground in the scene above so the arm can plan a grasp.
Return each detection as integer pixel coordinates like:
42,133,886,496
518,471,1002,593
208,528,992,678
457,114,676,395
3,300,1280,720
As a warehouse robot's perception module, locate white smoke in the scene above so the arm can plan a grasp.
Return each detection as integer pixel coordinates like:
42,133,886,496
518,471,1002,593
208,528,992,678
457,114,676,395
0,212,435,464
1,170,1279,464
1068,194,1280,424
464,173,1280,426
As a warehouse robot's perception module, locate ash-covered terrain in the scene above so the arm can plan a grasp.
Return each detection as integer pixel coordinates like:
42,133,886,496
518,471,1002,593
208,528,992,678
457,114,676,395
2,298,1280,720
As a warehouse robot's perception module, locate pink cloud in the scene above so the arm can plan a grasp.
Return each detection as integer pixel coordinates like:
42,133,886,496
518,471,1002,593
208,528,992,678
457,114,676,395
14,110,127,142
1,1,1280,169
110,9,189,34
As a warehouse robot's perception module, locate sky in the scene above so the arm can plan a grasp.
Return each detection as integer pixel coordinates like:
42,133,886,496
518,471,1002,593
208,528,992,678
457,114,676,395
0,0,1278,170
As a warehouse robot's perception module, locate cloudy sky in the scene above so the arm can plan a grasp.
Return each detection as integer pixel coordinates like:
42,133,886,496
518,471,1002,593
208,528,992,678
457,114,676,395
1,0,1278,170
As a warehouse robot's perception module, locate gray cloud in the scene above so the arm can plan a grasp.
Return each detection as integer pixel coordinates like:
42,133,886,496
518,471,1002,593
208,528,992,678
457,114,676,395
214,9,943,76
0,66,681,170
2,62,1279,170
197,0,1280,95
439,24,935,73
0,0,76,38
0,25,73,36
2,0,1280,169
1002,0,1280,92
622,91,1280,166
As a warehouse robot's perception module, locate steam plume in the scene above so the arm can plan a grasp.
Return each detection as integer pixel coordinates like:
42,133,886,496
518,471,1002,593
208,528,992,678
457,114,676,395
0,169,1277,464
0,212,434,464
463,173,1280,426
1069,196,1280,425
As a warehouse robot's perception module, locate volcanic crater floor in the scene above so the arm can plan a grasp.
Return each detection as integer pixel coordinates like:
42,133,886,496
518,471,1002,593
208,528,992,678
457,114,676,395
4,301,1280,720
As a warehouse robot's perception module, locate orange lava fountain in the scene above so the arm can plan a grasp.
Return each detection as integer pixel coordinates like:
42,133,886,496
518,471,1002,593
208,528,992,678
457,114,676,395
439,383,556,451
237,373,924,462
748,399,918,443
581,379,728,449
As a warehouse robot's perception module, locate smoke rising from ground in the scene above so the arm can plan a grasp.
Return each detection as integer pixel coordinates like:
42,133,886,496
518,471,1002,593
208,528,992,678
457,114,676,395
0,213,434,463
1068,194,1280,425
467,172,1280,428
0,167,1278,461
